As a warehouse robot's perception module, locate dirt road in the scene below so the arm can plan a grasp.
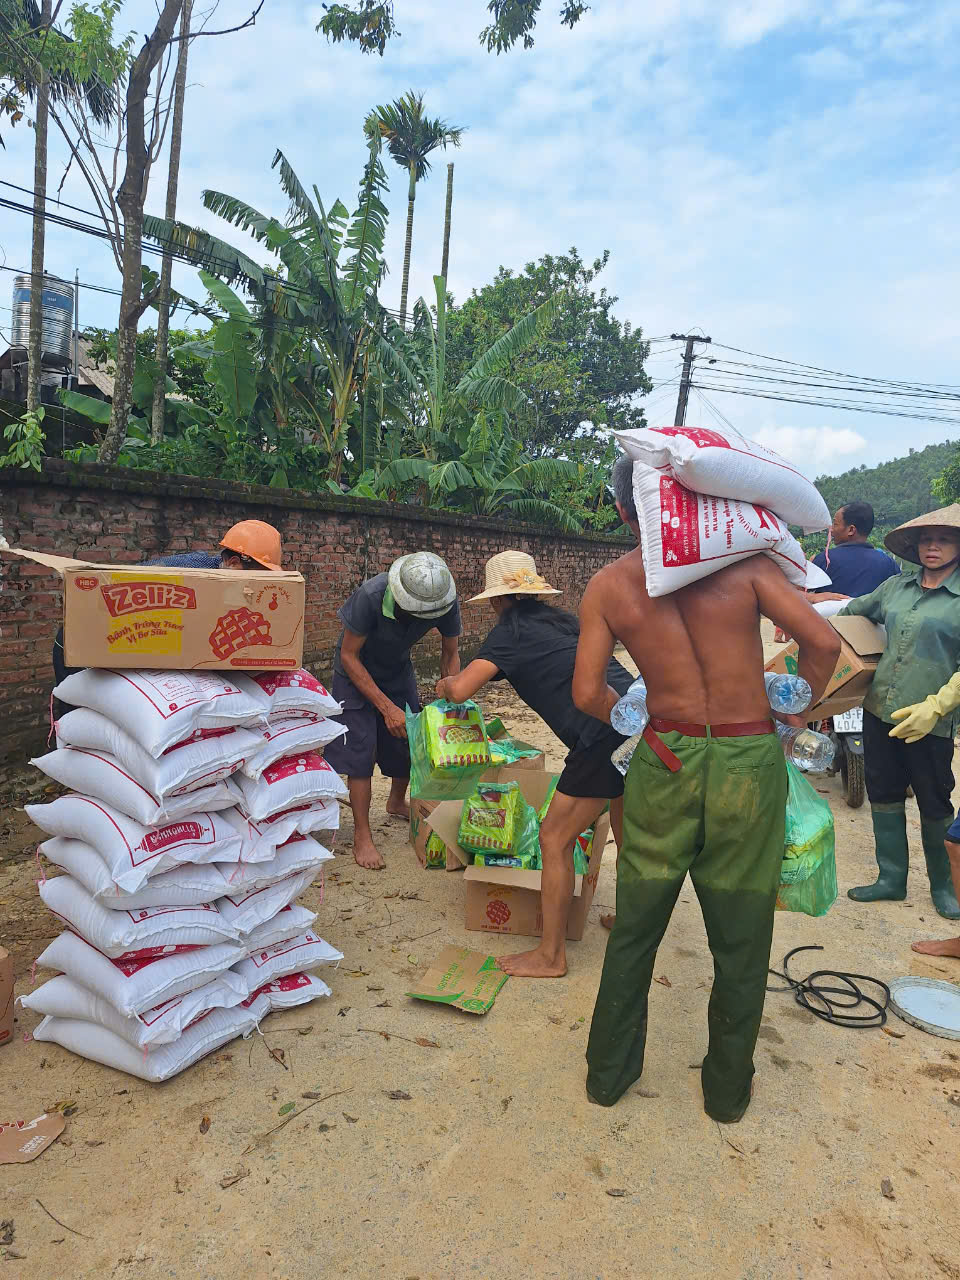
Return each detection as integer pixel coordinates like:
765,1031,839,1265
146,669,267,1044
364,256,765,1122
1,685,959,1278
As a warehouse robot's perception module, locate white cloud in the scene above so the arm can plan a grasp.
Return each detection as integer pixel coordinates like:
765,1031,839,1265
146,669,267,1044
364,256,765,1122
751,425,868,474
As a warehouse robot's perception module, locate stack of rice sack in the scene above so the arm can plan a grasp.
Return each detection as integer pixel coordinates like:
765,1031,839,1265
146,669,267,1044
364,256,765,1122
613,424,832,596
21,668,347,1082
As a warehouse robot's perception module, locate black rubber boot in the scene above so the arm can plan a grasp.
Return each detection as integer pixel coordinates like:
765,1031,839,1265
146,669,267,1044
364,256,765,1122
848,804,908,902
920,817,960,920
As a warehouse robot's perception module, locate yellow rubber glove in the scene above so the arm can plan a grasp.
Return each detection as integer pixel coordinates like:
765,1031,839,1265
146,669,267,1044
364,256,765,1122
889,671,960,743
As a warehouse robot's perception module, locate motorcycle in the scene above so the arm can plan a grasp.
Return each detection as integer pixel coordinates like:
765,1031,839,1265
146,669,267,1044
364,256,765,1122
820,706,865,808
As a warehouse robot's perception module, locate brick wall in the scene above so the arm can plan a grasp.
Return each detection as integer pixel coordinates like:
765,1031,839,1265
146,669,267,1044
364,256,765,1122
0,461,629,790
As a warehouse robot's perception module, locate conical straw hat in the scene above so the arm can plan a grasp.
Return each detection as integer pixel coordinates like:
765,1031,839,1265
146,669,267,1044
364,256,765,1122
469,550,561,602
884,504,960,565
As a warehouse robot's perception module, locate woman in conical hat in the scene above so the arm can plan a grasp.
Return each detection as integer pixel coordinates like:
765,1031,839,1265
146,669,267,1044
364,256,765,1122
836,504,960,925
435,550,634,978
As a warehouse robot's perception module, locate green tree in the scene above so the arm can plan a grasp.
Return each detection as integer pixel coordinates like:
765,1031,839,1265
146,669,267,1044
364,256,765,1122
444,247,651,456
366,92,463,327
144,133,393,482
317,1,589,55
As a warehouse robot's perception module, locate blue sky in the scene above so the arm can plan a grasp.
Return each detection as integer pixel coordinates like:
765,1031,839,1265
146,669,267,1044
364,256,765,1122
2,0,959,478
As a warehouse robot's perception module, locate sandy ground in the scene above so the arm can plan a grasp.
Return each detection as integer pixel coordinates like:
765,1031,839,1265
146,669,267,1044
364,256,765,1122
1,681,960,1279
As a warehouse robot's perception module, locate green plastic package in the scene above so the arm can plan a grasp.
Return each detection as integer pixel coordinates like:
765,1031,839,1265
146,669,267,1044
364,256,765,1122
537,776,559,825
777,762,838,916
488,736,543,768
406,699,492,801
458,781,523,855
423,831,448,869
473,850,540,869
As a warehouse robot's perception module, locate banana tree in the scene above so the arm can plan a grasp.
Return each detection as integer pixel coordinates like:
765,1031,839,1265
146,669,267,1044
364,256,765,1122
143,131,391,482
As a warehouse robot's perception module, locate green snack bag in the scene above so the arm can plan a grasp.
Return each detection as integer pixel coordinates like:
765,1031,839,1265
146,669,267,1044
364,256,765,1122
407,699,492,801
423,831,448,869
537,776,559,824
458,781,522,856
573,828,593,876
777,763,838,916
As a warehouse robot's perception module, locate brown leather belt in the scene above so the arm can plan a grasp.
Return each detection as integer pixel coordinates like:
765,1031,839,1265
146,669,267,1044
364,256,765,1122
642,718,776,774
648,717,776,739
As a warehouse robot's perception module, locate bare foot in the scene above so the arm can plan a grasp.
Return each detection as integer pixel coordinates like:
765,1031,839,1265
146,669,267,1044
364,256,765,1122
353,837,385,870
386,801,410,821
600,913,616,930
498,946,567,978
911,936,960,957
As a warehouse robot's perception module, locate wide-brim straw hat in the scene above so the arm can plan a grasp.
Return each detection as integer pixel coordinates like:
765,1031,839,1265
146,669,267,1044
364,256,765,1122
469,550,561,602
884,504,960,565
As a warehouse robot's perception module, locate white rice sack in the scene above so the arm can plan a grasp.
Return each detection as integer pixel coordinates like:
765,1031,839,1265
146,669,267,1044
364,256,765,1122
252,669,341,721
34,931,246,1017
231,931,342,991
216,868,318,938
31,748,234,826
615,425,830,533
32,1003,261,1082
240,904,317,952
631,467,810,599
242,717,347,781
52,669,267,757
40,838,229,910
26,797,242,894
21,972,246,1049
805,560,833,591
39,875,241,958
242,971,331,1013
223,801,340,863
216,834,332,894
232,754,347,822
56,708,261,797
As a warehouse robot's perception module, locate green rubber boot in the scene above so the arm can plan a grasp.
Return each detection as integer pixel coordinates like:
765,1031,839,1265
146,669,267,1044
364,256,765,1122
920,817,960,920
848,804,908,902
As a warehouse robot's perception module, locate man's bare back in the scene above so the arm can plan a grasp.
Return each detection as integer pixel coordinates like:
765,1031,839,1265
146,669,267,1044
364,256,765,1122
575,549,840,726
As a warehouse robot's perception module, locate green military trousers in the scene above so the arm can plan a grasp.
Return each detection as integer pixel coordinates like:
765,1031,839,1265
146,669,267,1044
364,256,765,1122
586,727,787,1122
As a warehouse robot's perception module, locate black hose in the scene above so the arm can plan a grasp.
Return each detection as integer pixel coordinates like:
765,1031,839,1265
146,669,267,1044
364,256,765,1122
766,944,890,1029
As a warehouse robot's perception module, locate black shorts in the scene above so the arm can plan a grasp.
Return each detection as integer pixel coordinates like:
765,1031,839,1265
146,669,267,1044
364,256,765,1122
557,731,626,799
323,668,421,781
863,709,955,820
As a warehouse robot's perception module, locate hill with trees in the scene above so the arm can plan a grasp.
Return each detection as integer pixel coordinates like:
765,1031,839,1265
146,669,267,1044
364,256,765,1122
811,440,959,547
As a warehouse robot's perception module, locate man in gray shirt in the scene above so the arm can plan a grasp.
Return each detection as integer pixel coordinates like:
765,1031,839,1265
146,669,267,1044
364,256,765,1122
325,553,462,868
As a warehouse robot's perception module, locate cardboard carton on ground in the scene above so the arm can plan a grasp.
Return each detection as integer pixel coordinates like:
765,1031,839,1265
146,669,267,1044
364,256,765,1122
406,945,508,1014
764,615,886,721
409,796,458,871
0,947,12,1049
6,549,305,672
481,719,546,782
425,771,611,941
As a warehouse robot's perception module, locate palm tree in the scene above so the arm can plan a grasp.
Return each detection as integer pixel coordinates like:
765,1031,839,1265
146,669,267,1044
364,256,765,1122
366,92,463,327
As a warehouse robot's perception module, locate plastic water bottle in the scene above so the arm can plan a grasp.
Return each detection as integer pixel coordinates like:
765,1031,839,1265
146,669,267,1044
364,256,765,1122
777,723,835,772
611,733,641,777
764,672,812,715
610,678,649,737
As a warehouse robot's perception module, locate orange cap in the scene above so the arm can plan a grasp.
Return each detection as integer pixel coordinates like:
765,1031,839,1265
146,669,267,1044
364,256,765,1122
220,520,283,572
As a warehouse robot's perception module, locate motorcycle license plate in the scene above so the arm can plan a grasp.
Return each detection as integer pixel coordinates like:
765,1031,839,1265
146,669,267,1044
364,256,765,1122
834,708,863,733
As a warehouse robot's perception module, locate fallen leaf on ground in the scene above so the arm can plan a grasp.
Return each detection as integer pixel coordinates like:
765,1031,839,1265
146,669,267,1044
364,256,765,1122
302,1091,326,1100
219,1167,250,1190
199,1116,211,1135
0,1223,13,1247
548,1016,564,1025
317,1123,336,1133
635,1088,660,1099
654,976,672,988
376,1000,392,1008
278,1102,296,1116
297,1026,314,1037
501,1096,513,1113
367,986,384,993
407,955,418,966
606,1188,627,1198
337,1007,350,1017
385,1091,412,1101
880,1178,895,1200
881,1027,905,1039
2,1249,25,1260
343,1114,359,1124
85,1140,103,1148
415,1037,439,1049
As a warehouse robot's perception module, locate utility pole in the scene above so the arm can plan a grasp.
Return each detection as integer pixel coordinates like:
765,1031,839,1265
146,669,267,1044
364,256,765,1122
671,332,712,426
440,162,454,282
27,0,53,413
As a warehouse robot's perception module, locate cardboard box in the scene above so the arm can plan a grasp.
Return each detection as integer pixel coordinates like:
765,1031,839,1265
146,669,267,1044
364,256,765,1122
764,616,886,721
425,771,611,941
410,796,458,871
8,549,305,672
406,945,508,1014
0,947,13,1049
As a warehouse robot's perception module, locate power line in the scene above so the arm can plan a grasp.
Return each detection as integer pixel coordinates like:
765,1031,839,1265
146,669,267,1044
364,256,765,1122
691,380,960,428
710,341,960,394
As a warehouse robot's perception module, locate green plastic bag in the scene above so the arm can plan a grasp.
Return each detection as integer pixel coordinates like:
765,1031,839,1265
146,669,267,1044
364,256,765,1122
406,699,492,802
423,830,448,869
777,762,837,916
457,780,541,865
537,776,559,825
488,736,543,767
